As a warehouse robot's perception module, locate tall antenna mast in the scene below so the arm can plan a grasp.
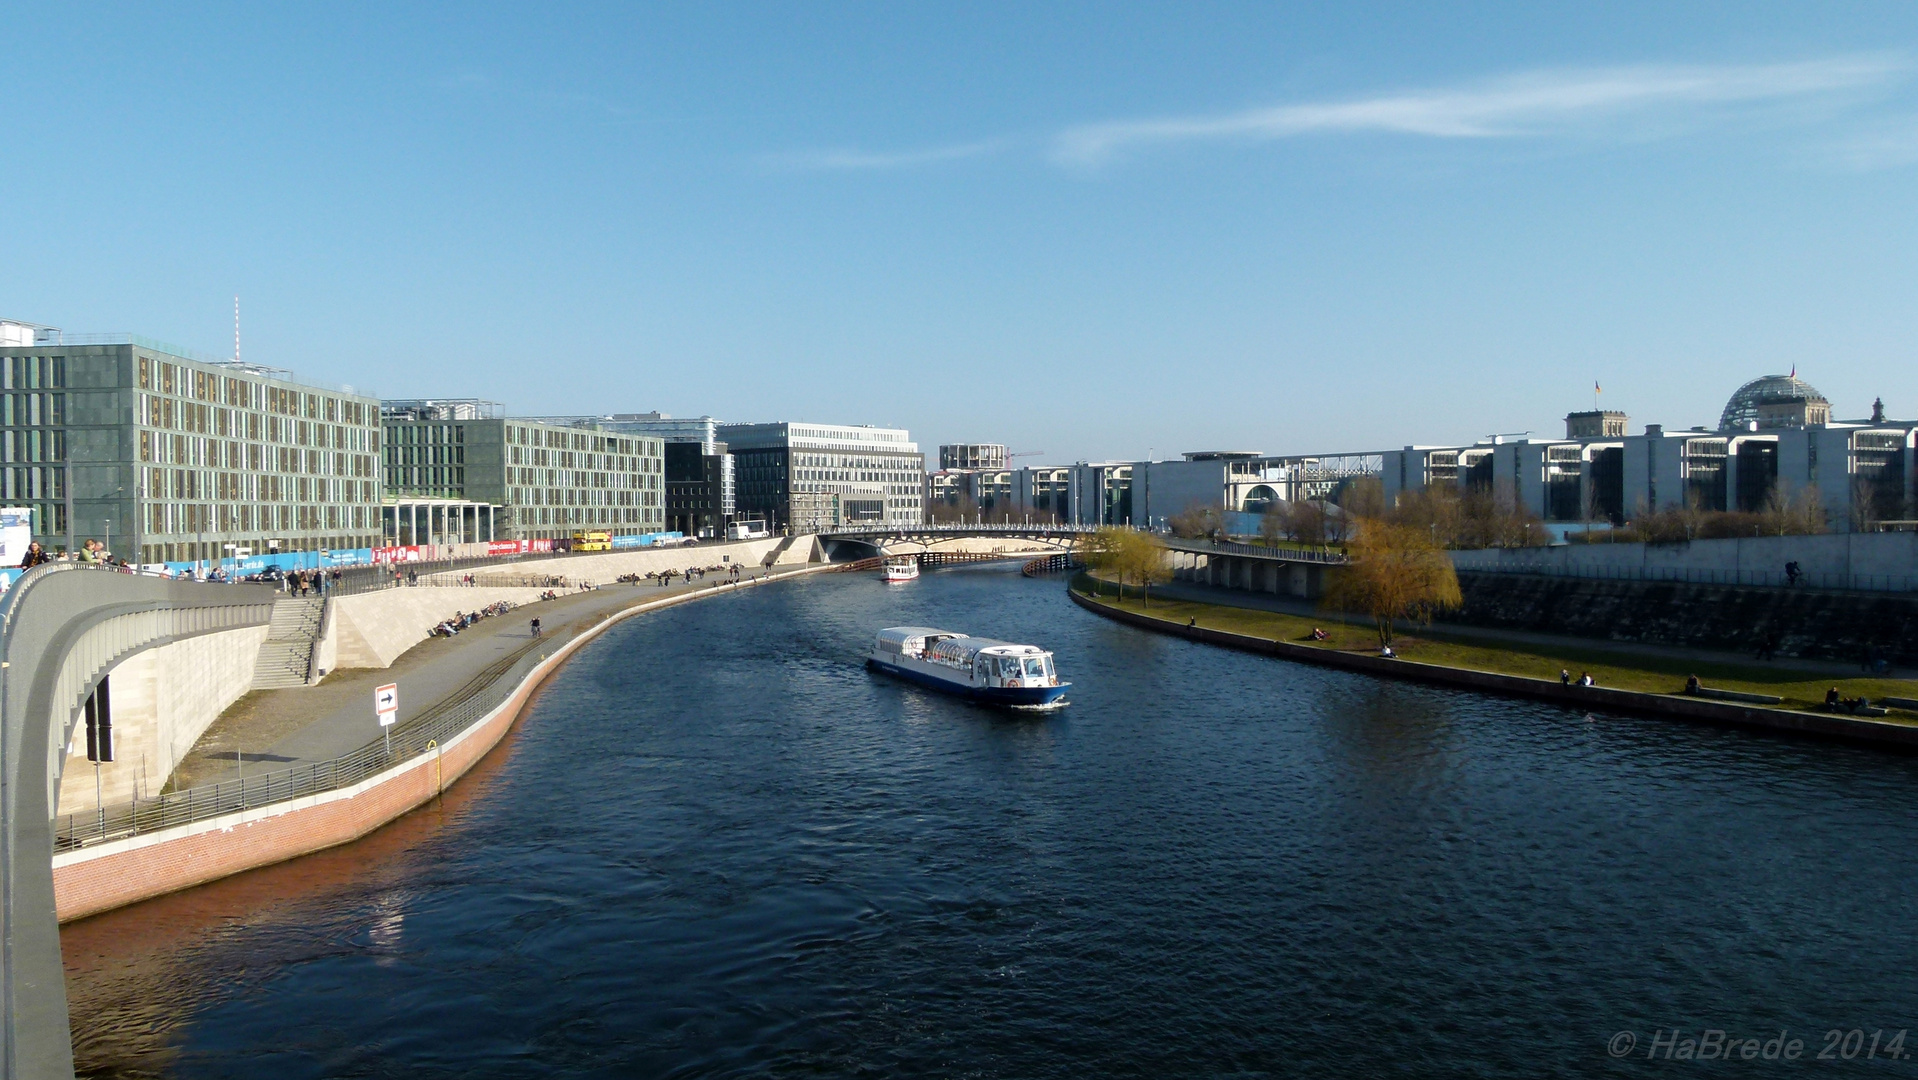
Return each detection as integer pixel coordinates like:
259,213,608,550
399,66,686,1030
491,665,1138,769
233,296,241,364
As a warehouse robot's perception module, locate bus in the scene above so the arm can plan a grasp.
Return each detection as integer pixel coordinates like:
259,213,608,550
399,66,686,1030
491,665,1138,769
571,530,612,552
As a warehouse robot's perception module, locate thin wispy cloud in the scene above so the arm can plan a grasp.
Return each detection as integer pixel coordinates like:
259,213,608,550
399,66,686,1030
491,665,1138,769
1053,56,1908,165
768,139,1009,171
1828,115,1918,169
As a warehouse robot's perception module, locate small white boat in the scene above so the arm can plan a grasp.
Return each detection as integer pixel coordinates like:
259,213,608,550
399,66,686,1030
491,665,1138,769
867,626,1070,708
882,555,920,582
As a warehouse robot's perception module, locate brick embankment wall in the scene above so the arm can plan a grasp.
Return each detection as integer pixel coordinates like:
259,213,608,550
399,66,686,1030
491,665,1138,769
1068,588,1918,752
51,566,829,923
1449,573,1918,666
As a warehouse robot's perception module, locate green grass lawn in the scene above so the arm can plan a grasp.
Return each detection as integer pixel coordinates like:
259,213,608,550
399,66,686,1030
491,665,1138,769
1073,576,1918,719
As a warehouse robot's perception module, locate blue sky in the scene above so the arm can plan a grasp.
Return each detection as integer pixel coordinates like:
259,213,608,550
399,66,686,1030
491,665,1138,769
4,4,1918,463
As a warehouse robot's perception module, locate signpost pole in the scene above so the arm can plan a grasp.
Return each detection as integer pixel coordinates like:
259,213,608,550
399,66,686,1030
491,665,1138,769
375,682,399,758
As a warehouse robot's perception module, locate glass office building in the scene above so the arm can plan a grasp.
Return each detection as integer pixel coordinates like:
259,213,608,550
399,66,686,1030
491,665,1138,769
382,401,665,540
720,421,924,531
0,338,382,564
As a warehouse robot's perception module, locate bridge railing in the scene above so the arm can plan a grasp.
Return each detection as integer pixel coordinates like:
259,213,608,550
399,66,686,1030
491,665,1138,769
1164,537,1349,564
818,523,1096,537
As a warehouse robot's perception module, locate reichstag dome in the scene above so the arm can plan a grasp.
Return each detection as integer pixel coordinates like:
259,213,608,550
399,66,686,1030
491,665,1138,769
1718,374,1829,432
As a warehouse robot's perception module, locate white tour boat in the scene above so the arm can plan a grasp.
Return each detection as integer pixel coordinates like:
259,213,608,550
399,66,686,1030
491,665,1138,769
882,555,920,582
867,626,1070,707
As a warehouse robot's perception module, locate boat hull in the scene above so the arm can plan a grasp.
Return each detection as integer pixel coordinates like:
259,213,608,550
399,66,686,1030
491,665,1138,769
866,657,1070,706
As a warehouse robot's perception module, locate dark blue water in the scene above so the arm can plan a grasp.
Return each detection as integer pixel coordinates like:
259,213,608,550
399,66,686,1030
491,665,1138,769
63,566,1918,1077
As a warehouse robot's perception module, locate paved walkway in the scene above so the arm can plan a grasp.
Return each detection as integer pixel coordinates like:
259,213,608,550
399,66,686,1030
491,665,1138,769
171,564,826,791
1140,578,1912,681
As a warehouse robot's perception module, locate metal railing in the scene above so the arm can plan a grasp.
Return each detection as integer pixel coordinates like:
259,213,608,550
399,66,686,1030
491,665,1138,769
1164,537,1350,564
1454,560,1918,594
26,332,374,396
819,523,1096,537
54,621,556,850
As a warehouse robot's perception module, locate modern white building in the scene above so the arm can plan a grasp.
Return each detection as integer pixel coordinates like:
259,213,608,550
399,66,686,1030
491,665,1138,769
720,421,924,531
1380,375,1914,531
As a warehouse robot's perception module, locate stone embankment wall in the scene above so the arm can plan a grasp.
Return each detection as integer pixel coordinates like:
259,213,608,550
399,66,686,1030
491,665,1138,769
53,624,269,816
1450,573,1918,665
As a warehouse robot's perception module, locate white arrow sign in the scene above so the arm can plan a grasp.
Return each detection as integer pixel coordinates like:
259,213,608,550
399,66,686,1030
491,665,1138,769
375,682,399,727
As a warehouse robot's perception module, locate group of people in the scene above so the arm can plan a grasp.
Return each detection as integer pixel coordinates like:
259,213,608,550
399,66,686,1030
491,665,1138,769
283,567,339,596
18,539,125,570
643,564,745,588
1823,687,1881,715
431,600,516,638
1559,669,1598,688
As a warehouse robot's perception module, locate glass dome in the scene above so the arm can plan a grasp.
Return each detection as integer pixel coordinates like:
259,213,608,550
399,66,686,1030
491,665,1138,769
1718,374,1828,432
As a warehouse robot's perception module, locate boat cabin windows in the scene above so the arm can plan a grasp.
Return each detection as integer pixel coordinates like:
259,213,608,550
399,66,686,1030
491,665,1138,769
1023,658,1046,679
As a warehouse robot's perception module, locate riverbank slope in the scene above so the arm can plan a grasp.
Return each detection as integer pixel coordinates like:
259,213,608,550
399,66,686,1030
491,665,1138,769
1069,575,1918,750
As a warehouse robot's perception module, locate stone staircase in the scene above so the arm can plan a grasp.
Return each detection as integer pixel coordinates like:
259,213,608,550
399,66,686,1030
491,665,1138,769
252,596,327,690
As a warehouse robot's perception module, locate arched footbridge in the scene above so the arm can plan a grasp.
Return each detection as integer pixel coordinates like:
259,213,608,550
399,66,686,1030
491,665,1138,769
817,523,1095,564
0,565,278,1079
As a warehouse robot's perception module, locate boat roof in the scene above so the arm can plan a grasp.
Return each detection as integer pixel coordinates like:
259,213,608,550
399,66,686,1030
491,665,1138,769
876,626,956,640
875,626,1043,653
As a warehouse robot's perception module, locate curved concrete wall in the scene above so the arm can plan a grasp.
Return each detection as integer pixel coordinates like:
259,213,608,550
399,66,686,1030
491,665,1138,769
52,624,269,817
0,566,278,1080
450,535,823,588
321,587,556,671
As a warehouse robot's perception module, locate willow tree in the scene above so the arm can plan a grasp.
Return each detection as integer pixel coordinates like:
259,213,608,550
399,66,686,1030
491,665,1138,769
1082,527,1172,606
1321,521,1462,647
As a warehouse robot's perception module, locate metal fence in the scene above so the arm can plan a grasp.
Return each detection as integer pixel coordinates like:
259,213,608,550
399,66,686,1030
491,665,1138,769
1454,560,1918,594
54,624,555,850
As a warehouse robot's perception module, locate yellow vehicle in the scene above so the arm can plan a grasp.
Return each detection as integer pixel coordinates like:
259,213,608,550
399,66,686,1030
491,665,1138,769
571,530,612,552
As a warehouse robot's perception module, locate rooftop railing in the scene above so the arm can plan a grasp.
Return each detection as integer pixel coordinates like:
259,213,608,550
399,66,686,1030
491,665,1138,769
21,332,374,398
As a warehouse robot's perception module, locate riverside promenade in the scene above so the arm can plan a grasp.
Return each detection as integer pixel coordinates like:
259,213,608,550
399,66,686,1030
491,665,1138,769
174,568,806,790
53,560,831,922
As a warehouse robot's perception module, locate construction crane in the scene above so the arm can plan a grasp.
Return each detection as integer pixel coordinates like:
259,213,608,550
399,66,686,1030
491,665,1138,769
1008,450,1046,459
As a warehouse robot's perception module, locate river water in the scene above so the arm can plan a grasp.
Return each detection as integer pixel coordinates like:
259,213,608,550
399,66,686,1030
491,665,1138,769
62,565,1918,1077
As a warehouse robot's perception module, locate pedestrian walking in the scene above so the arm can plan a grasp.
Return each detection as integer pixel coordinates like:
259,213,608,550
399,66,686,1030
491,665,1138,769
530,617,542,638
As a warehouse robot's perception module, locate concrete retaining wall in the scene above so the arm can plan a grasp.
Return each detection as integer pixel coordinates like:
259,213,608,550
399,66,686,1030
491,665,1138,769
322,587,558,671
318,537,827,673
451,535,824,589
1451,573,1918,665
1452,531,1918,588
53,624,269,816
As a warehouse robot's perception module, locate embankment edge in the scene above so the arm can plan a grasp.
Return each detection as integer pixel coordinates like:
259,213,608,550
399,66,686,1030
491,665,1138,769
1067,586,1918,751
53,568,830,922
